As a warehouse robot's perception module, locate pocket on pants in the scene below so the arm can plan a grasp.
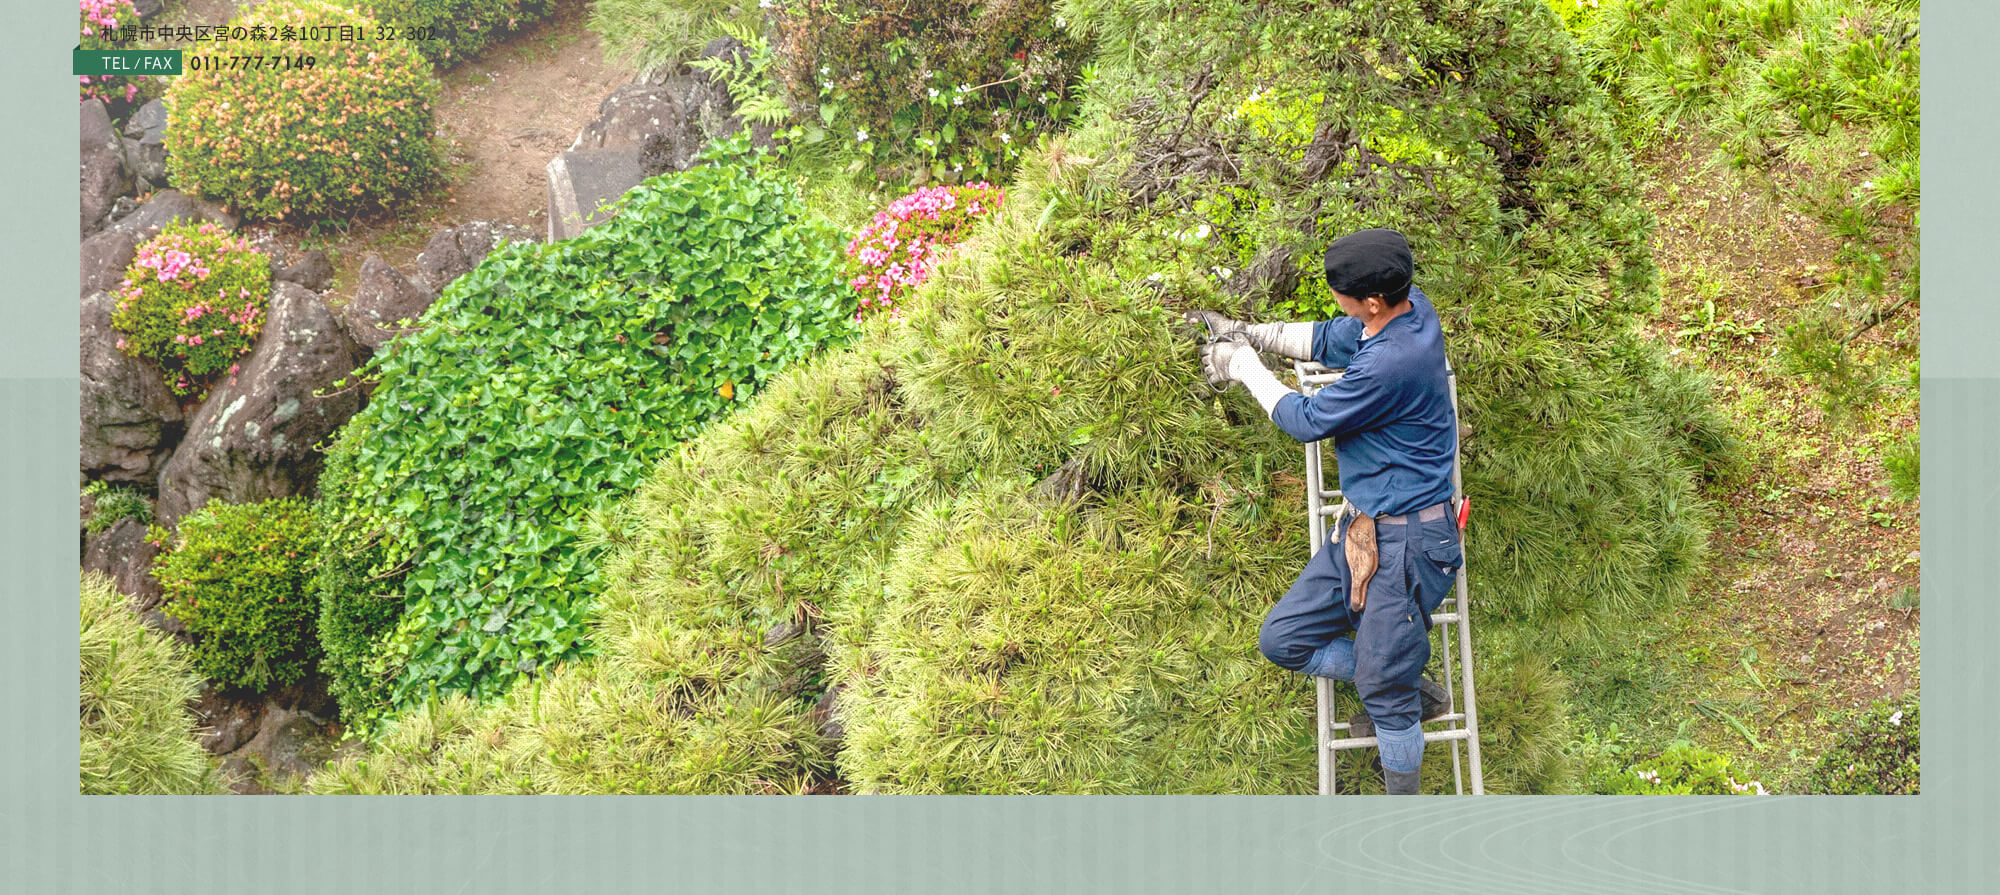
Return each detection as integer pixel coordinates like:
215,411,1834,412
1415,522,1462,617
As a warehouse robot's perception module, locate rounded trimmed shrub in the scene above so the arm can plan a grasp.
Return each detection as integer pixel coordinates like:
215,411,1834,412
315,151,859,724
347,0,557,67
163,0,442,222
845,182,1004,318
80,572,222,794
155,498,321,692
110,220,270,398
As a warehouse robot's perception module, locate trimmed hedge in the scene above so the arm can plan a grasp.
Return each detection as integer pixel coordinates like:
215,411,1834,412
154,498,322,692
346,0,557,67
110,220,269,398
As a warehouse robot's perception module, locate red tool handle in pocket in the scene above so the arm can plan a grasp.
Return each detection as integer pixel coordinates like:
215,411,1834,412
1457,496,1471,530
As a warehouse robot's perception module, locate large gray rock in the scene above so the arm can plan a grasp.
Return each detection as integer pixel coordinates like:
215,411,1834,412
111,189,238,242
81,99,132,237
545,148,646,242
155,282,365,524
81,516,165,612
414,220,535,294
122,135,166,187
275,249,334,292
79,226,139,296
337,254,435,354
80,290,184,483
122,98,167,145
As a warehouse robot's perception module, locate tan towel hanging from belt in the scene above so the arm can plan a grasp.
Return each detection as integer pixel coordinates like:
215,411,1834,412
1344,509,1377,611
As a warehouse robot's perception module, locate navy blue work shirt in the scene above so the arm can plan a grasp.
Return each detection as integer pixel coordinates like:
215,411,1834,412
1269,285,1456,518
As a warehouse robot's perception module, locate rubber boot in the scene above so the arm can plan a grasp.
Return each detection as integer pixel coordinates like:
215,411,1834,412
1384,767,1422,795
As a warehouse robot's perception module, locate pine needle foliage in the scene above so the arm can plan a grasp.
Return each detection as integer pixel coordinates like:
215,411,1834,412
80,573,222,795
313,0,1728,793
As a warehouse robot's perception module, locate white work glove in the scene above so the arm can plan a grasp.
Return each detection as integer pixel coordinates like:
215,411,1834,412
1200,334,1294,418
1183,310,1315,360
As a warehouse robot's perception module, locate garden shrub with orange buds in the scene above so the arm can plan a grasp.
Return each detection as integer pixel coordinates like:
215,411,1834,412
348,0,557,67
163,0,442,223
846,182,1003,318
110,221,271,398
153,498,321,692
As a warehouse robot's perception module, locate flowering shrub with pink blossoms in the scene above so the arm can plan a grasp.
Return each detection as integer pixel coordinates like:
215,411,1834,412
845,183,1003,319
110,221,272,398
79,0,152,114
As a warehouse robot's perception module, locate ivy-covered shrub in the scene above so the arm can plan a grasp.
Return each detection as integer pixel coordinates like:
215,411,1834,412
110,221,270,398
347,0,558,67
1605,740,1768,794
164,0,441,222
1805,696,1918,793
79,0,153,114
80,573,221,795
846,182,1004,318
770,0,1089,186
315,152,858,725
154,498,321,692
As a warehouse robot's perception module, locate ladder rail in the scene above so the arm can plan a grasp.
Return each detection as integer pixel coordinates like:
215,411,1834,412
1295,360,1484,795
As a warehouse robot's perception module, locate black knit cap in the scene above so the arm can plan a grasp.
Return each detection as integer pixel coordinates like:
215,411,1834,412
1322,228,1414,304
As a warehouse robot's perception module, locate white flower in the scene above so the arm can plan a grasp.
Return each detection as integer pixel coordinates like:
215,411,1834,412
928,87,939,98
1194,223,1211,239
856,128,868,141
1145,272,1164,282
820,66,830,75
759,0,773,7
999,132,1011,144
1861,180,1876,190
822,81,833,92
953,95,965,106
1889,710,1903,726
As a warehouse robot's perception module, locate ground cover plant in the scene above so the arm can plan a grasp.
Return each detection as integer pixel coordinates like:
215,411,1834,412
79,573,221,795
110,221,270,398
153,498,322,692
310,0,1740,794
313,148,860,727
164,0,443,223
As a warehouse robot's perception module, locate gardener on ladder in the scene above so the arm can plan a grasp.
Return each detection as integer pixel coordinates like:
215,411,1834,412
1189,228,1464,795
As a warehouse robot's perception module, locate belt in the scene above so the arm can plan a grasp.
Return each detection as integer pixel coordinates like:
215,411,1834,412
1347,502,1450,525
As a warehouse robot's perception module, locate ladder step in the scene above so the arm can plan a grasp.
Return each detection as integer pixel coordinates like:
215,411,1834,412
1326,728,1475,751
1332,712,1466,733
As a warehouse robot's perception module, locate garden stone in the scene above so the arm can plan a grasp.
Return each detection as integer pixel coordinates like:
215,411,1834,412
275,249,335,292
80,290,184,483
81,516,165,613
123,98,168,145
155,282,365,525
111,189,238,241
545,148,645,242
79,226,139,296
414,220,535,294
338,253,436,354
81,99,132,237
243,228,294,269
121,135,166,185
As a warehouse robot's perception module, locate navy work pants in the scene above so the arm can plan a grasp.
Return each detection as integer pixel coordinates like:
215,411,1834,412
1258,506,1464,732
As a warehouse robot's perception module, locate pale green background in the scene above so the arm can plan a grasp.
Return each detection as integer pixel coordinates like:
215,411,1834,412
3,2,1983,891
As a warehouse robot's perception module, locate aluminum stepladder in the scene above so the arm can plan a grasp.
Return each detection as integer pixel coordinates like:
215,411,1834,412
1294,360,1484,795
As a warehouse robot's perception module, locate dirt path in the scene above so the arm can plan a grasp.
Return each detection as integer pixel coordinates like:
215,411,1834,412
141,0,634,303
1623,137,1919,789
